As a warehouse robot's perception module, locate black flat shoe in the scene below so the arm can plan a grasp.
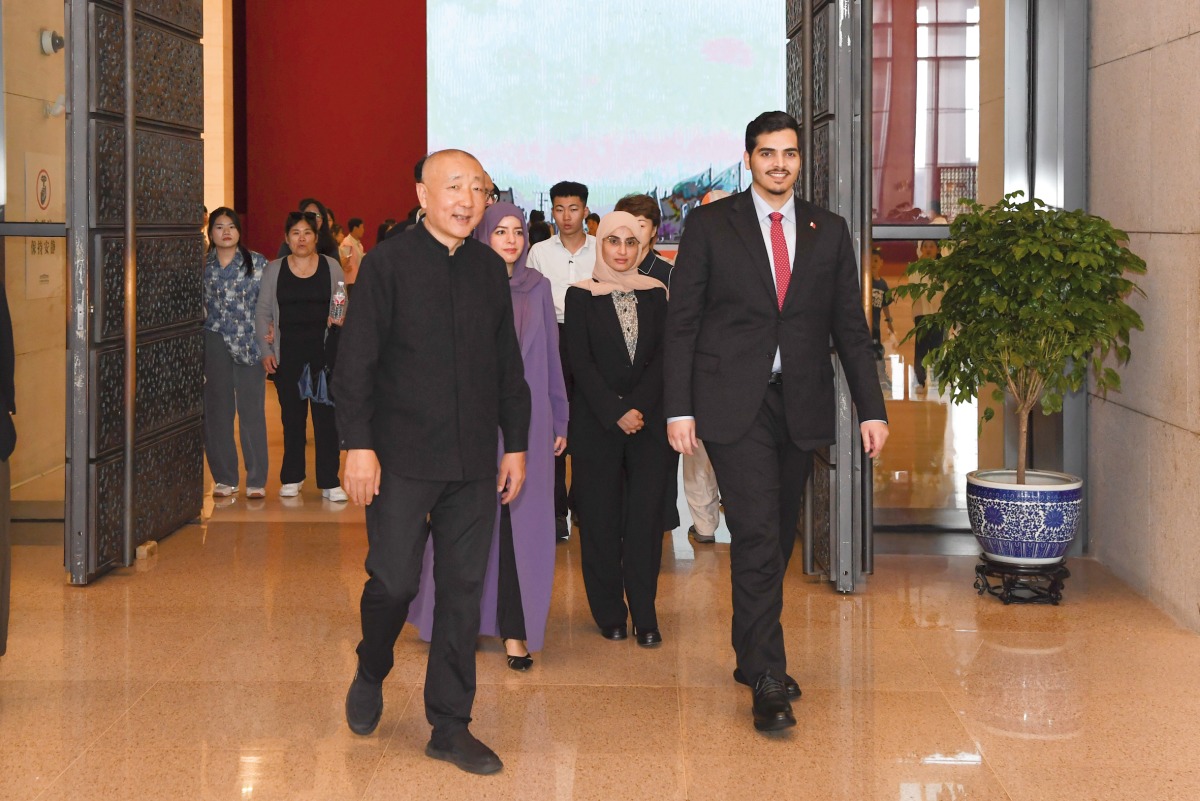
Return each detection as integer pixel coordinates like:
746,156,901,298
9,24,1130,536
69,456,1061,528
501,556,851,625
506,653,533,671
345,669,384,736
751,670,796,732
734,667,801,700
634,627,663,648
425,729,503,775
599,624,628,640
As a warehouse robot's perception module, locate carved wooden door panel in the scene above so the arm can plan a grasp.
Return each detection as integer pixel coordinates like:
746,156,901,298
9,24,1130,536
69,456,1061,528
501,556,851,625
65,0,206,583
788,0,874,592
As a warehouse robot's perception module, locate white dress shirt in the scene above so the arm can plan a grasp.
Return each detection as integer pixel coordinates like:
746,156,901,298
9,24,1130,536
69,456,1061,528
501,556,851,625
526,233,597,324
749,189,796,373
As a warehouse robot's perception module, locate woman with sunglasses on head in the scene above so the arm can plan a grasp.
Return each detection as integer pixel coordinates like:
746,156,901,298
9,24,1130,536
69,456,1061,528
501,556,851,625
564,211,670,648
277,197,342,261
256,211,348,501
408,202,568,670
204,208,270,499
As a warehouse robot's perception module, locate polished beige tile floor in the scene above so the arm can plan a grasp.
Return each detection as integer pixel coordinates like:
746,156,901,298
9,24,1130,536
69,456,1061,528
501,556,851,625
6,492,1200,801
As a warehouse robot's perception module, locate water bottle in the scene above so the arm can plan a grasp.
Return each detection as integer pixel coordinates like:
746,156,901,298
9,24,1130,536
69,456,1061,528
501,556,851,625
330,281,348,322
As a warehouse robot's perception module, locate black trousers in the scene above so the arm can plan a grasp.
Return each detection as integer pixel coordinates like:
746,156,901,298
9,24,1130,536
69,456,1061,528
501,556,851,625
496,505,526,641
356,470,496,736
705,384,813,683
912,315,944,385
572,427,670,631
273,375,340,488
662,451,681,530
554,323,574,520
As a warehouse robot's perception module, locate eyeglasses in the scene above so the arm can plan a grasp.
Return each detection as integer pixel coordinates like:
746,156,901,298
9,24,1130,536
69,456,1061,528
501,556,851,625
603,236,641,249
483,188,500,203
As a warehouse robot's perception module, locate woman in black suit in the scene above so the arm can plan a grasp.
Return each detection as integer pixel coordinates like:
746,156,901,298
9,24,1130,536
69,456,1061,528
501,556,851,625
565,211,670,647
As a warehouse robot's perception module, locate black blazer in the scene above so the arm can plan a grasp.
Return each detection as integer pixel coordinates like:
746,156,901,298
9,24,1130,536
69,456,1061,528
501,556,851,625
565,285,668,446
664,190,886,450
333,223,531,482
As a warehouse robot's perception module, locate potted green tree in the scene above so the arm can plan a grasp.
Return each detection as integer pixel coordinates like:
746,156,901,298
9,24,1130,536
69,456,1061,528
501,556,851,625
893,193,1146,565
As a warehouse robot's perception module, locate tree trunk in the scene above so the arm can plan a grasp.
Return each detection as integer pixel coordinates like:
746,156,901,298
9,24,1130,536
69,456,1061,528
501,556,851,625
1016,408,1029,485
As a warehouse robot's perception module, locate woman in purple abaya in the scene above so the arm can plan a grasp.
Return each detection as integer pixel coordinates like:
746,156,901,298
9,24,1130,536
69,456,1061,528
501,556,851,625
408,203,568,670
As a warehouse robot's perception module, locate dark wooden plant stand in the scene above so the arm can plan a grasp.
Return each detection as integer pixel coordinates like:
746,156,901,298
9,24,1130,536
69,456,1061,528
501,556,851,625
974,555,1070,605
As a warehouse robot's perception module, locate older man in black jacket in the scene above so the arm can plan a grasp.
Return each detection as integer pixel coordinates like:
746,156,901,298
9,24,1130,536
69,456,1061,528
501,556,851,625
335,149,530,775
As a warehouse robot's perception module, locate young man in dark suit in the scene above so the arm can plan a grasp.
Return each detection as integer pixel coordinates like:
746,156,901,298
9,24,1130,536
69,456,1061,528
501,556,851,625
664,111,889,732
335,149,531,775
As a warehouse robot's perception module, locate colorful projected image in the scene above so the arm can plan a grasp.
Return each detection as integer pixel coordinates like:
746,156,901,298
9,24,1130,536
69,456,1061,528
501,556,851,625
428,1,784,241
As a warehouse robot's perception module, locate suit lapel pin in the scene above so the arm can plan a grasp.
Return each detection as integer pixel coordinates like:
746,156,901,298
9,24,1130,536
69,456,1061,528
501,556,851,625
809,221,817,229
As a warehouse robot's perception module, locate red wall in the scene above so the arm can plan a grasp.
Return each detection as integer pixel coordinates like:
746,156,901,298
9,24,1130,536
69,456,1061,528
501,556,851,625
240,1,426,253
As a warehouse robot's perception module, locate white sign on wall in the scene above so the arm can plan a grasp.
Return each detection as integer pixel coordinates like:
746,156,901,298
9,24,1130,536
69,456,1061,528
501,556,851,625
24,152,66,300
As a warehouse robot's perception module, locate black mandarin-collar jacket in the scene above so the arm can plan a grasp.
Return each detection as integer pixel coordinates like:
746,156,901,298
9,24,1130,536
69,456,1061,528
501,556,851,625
333,223,531,481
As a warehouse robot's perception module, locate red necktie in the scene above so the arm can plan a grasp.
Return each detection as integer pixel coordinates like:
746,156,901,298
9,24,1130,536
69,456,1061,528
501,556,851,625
769,211,790,310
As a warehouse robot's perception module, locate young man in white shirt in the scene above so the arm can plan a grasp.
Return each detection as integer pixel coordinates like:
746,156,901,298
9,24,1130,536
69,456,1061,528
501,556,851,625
526,181,595,541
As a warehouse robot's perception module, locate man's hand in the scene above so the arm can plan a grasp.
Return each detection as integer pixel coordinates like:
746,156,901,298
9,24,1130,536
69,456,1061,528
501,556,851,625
261,354,278,375
617,409,644,434
668,419,699,456
498,452,527,505
861,421,889,459
345,449,381,506
553,436,567,456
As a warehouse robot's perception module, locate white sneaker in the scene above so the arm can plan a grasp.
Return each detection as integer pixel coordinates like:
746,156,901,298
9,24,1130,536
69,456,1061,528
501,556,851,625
279,482,303,497
323,487,349,502
212,483,238,497
246,487,266,499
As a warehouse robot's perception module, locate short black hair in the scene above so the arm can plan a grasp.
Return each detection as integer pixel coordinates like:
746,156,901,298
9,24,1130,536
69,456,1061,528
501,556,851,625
549,181,588,205
529,209,546,224
744,110,801,154
285,210,318,235
585,212,601,224
528,221,553,247
414,155,427,182
347,217,363,231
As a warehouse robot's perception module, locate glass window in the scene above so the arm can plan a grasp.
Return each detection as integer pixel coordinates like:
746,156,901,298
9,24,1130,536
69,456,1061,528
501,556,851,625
2,1,69,509
872,0,988,224
1,2,68,224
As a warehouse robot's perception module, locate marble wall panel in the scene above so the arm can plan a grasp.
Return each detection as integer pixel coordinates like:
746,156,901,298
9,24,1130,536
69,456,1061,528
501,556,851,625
1149,35,1200,235
1089,0,1200,633
1087,51,1152,232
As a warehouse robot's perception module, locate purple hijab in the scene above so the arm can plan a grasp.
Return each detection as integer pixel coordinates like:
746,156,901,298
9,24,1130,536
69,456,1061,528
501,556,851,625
408,201,568,653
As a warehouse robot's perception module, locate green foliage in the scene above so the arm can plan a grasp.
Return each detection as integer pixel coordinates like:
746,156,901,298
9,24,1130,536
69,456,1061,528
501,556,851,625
891,193,1146,473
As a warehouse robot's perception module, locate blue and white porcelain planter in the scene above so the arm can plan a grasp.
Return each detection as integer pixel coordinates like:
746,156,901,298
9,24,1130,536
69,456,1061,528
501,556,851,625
966,469,1082,565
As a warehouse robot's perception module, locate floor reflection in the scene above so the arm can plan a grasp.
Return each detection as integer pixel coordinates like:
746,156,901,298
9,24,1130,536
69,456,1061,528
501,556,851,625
6,520,1200,800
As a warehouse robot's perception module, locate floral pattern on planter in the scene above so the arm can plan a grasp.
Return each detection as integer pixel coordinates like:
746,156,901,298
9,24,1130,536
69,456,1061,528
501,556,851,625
966,481,1082,563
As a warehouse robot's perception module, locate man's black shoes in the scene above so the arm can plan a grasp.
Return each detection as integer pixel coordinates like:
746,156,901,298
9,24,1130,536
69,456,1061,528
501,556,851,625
688,525,716,544
345,669,383,735
426,729,503,775
599,624,628,640
751,670,797,732
734,667,801,700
